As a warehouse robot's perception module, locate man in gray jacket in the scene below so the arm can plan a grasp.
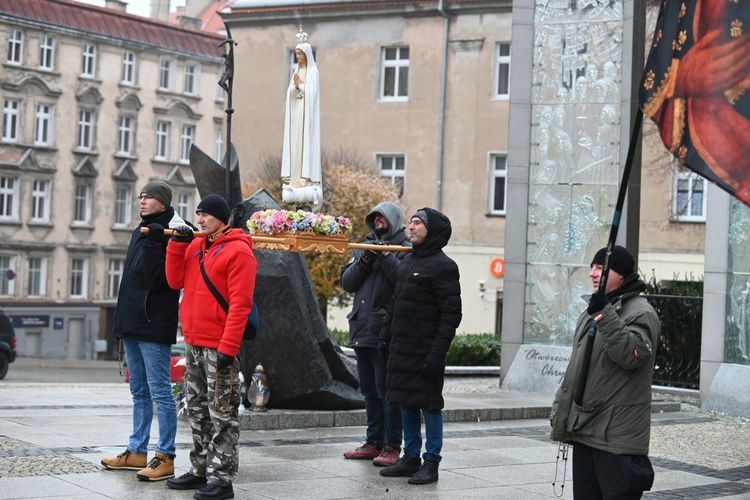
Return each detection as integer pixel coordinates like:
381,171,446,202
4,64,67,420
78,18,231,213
341,202,411,467
551,245,660,499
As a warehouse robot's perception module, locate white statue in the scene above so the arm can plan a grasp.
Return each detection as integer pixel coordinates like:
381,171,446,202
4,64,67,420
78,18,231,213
281,29,322,210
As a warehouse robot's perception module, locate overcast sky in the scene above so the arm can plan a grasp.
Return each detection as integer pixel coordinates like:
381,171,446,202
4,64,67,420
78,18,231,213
73,0,186,18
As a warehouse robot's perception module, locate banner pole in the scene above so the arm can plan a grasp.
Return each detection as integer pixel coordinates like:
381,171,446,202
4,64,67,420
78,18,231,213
573,107,643,406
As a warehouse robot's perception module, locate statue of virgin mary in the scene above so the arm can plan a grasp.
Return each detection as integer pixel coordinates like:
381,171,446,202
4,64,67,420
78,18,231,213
281,30,322,210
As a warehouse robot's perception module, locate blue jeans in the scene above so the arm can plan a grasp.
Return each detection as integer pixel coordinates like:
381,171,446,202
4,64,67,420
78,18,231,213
354,347,402,448
123,338,177,457
401,406,443,463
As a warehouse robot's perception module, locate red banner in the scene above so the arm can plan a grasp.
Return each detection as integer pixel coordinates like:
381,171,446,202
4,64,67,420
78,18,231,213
639,1,750,207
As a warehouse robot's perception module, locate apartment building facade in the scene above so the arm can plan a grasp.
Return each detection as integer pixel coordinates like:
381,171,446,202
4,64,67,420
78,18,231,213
0,0,224,359
225,0,513,334
0,0,711,359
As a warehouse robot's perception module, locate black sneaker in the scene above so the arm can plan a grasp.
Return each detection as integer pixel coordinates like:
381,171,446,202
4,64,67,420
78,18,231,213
408,459,439,485
166,472,207,490
379,452,421,477
194,483,234,500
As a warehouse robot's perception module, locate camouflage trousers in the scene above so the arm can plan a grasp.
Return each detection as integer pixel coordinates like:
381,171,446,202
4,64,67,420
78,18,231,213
185,345,241,486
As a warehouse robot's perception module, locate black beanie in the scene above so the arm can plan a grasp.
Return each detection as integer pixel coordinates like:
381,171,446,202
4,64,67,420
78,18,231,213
412,209,429,228
141,180,172,207
591,245,635,277
196,194,230,224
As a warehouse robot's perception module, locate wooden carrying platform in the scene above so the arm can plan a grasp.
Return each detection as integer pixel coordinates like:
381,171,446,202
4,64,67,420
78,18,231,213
142,228,411,254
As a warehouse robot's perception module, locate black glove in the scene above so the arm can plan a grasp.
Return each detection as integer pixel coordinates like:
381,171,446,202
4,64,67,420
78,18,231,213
359,250,378,268
171,225,194,243
378,340,390,364
216,352,234,371
421,354,445,382
146,223,164,242
587,293,609,316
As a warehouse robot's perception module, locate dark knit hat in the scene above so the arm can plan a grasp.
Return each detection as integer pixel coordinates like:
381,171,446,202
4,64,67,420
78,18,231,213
412,209,429,228
196,194,230,224
591,245,635,277
141,180,172,207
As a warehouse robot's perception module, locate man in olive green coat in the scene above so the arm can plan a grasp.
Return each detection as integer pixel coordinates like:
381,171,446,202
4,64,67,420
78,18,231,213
551,245,660,499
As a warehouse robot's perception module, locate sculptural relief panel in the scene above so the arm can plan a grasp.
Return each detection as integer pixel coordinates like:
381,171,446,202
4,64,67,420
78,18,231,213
726,199,750,364
525,0,623,345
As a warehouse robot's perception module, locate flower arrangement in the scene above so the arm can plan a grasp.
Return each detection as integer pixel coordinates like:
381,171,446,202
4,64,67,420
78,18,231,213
247,209,352,238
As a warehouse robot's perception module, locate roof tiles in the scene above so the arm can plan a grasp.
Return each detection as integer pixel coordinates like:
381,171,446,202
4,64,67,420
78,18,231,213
1,0,224,60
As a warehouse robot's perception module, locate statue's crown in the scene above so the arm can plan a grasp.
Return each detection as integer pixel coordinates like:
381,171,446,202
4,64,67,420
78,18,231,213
295,27,308,44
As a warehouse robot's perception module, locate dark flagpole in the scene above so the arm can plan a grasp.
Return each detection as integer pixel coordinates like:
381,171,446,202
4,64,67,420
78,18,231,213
573,107,644,407
218,22,237,203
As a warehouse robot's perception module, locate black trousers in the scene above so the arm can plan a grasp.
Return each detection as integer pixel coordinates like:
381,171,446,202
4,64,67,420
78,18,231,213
572,442,654,500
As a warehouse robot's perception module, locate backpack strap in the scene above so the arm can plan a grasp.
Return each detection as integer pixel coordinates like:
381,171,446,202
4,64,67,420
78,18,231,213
199,253,229,313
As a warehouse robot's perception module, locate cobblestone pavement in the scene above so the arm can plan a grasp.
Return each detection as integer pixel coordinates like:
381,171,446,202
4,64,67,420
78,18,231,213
1,373,750,498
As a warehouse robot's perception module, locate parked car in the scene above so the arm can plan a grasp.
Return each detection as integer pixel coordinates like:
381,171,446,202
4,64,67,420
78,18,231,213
124,337,186,383
0,309,17,380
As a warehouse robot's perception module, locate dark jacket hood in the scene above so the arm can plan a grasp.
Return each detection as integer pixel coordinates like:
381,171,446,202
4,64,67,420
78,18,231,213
365,201,405,242
412,207,452,257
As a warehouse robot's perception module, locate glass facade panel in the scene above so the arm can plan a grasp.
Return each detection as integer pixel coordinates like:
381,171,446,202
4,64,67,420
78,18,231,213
525,1,623,345
726,200,750,365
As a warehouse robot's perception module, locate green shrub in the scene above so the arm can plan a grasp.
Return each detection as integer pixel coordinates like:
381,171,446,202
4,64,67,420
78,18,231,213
331,328,500,366
445,333,500,366
330,328,349,346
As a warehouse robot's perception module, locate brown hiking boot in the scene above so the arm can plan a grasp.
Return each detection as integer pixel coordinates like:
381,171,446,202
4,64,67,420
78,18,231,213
343,442,381,460
136,452,175,481
101,449,147,470
373,445,400,467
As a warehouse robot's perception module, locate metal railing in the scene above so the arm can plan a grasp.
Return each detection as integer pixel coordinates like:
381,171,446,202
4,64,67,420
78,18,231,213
643,294,702,389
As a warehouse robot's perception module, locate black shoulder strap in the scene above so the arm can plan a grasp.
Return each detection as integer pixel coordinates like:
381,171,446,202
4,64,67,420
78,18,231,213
199,253,229,314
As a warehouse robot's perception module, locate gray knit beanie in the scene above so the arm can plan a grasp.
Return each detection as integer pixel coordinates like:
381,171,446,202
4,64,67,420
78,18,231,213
140,180,172,207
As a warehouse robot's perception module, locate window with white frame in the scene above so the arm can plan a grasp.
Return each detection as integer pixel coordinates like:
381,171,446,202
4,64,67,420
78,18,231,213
380,46,409,100
489,154,508,215
0,255,15,296
180,124,195,162
155,120,170,160
495,42,511,98
214,127,223,163
121,50,136,85
159,57,174,90
107,258,124,298
673,169,707,221
114,185,132,226
377,154,405,197
69,257,89,298
176,192,191,221
35,103,53,146
77,109,94,150
27,256,47,297
2,99,20,142
7,30,22,65
31,179,51,223
184,63,199,94
0,176,19,221
73,183,92,224
39,35,55,70
81,44,96,77
118,115,134,155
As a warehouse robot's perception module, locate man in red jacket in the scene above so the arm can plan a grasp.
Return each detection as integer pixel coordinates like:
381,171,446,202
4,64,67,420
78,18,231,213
164,194,257,500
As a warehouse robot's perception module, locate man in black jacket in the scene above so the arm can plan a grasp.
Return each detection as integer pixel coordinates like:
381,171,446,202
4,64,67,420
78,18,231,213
378,208,462,485
341,202,411,467
101,180,187,482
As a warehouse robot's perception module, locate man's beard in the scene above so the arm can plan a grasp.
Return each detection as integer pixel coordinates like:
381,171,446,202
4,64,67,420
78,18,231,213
375,226,388,238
